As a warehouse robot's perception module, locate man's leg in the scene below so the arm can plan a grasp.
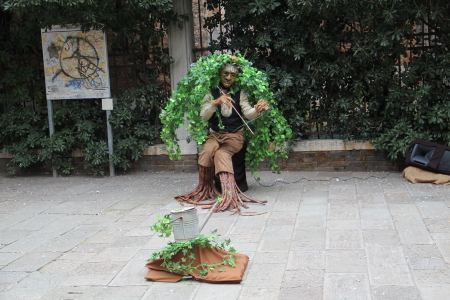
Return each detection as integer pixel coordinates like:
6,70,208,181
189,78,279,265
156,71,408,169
175,135,220,203
198,136,220,169
213,132,244,175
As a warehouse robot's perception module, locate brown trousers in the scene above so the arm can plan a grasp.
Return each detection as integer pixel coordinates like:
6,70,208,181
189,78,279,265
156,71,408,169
198,131,244,175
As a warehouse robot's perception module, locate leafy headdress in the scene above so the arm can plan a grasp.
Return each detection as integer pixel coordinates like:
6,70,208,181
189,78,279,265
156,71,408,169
160,53,292,174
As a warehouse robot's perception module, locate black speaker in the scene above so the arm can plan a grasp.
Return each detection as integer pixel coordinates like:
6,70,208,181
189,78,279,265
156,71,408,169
406,139,450,175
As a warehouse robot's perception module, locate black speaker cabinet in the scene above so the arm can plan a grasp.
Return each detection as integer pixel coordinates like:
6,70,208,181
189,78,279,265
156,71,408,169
406,139,450,175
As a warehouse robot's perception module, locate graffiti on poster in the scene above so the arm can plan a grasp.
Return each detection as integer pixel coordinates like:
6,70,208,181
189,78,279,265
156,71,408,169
41,25,111,100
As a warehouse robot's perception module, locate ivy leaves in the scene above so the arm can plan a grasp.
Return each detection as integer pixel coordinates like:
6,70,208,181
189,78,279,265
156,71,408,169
160,53,292,173
148,230,237,277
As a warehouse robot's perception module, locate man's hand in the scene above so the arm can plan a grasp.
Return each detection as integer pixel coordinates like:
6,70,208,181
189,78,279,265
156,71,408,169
212,94,235,108
255,99,269,113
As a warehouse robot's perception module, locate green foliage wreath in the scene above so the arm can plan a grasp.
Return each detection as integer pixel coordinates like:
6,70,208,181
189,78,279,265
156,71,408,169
160,53,292,174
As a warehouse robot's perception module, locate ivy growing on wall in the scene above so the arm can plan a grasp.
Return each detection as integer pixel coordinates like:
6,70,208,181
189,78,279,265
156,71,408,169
0,0,174,174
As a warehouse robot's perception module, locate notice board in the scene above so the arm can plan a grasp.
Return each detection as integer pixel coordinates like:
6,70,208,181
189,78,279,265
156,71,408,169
41,25,111,100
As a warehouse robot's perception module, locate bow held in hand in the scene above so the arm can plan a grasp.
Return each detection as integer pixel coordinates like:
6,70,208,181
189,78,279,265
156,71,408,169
212,94,235,108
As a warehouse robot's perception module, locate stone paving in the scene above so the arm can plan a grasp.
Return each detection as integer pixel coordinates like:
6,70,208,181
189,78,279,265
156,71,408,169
0,170,449,300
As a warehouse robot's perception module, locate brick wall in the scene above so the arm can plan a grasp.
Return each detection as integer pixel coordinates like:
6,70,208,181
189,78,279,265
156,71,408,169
0,140,404,175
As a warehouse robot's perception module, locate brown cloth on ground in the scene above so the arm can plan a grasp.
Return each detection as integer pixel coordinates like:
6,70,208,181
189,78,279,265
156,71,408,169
402,166,450,185
144,245,249,283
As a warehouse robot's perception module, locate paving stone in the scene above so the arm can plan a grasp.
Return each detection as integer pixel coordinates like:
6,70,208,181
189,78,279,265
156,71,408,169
323,273,370,300
384,192,414,204
326,249,366,273
359,203,391,219
261,225,294,239
37,225,105,252
301,196,327,205
416,285,450,300
276,193,302,203
411,269,450,299
362,229,401,247
326,228,363,249
0,272,66,299
328,197,359,204
194,283,242,300
278,286,323,300
291,228,326,251
0,230,33,245
0,271,29,292
242,263,285,287
1,214,91,252
71,261,126,276
226,227,260,241
90,246,140,262
327,219,360,229
366,246,413,286
416,202,450,219
282,269,324,287
328,188,356,200
327,204,359,220
388,203,421,217
394,216,433,244
109,259,149,286
371,285,422,300
286,251,325,270
1,251,61,272
83,214,122,226
295,218,326,229
233,242,259,253
257,239,291,252
361,218,395,230
298,204,328,217
251,252,289,265
60,274,118,286
238,287,279,300
272,202,300,212
302,190,329,198
0,252,25,266
357,193,386,204
423,218,450,233
43,285,148,300
435,240,450,264
141,281,199,300
430,232,450,240
39,258,84,275
8,214,63,231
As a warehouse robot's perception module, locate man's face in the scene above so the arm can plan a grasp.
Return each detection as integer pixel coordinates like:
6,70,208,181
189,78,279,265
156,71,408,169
219,65,238,88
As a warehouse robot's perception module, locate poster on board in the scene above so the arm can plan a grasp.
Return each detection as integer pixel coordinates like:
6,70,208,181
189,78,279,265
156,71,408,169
41,25,111,100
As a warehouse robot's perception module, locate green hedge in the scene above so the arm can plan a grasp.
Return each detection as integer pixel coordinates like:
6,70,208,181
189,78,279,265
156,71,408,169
205,0,450,160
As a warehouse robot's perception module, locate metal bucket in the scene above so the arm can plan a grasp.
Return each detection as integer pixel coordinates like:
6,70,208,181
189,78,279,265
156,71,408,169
170,206,199,242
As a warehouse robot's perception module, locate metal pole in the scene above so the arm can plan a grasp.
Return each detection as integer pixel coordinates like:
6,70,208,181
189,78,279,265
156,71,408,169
106,110,115,177
46,99,58,178
198,200,220,233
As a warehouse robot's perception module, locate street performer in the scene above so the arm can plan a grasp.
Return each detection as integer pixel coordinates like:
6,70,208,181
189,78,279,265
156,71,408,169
175,62,269,213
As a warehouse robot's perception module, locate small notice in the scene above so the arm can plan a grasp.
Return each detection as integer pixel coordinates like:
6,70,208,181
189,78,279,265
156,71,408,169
41,25,111,100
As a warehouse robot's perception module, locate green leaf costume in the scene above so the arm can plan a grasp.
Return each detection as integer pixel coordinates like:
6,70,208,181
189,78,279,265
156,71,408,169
160,53,292,175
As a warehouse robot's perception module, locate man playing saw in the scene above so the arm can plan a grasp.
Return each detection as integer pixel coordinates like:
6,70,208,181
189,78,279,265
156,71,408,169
175,62,269,213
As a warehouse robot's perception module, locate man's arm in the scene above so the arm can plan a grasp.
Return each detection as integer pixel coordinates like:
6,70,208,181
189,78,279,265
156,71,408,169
200,91,235,121
240,91,270,120
200,92,216,121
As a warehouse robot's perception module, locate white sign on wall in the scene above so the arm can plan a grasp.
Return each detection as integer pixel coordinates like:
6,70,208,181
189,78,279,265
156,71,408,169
41,25,111,100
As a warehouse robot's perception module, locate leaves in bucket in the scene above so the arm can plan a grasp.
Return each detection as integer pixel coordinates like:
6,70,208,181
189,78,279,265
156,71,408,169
150,214,173,238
